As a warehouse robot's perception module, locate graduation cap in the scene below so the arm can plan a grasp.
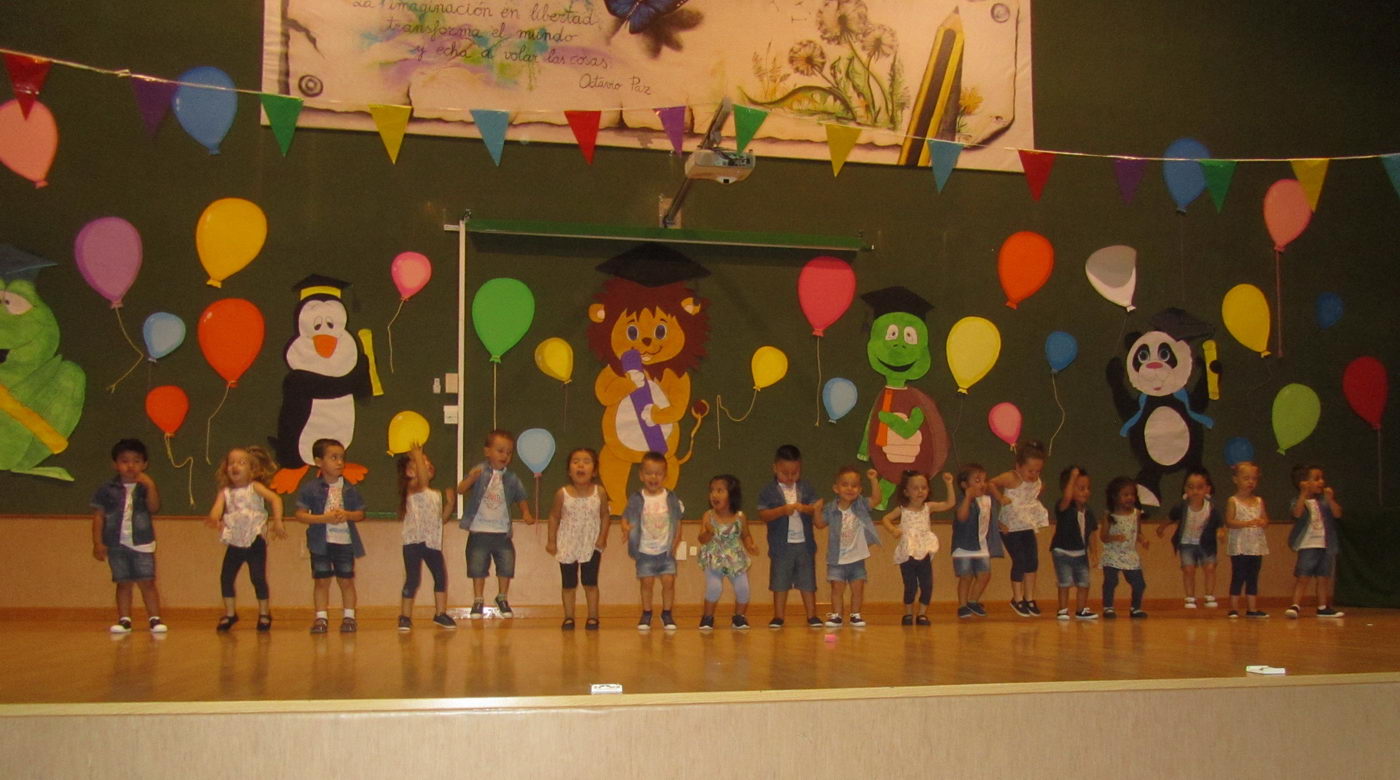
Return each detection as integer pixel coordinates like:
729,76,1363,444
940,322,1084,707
1148,307,1214,341
293,273,351,301
595,243,710,287
0,244,56,283
861,286,934,320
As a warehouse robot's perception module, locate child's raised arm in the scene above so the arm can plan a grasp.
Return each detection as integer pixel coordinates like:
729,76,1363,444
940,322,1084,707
1323,486,1342,518
879,506,903,537
408,443,431,491
955,487,973,523
250,482,286,539
545,487,565,556
1056,467,1079,511
926,472,957,512
205,490,226,530
455,464,483,495
867,468,883,509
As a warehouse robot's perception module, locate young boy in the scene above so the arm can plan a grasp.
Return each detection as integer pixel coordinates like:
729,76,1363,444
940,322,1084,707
1051,466,1099,620
1286,464,1345,619
814,467,882,627
457,429,533,619
621,451,684,630
90,439,166,633
756,444,823,628
951,464,1003,618
295,438,366,633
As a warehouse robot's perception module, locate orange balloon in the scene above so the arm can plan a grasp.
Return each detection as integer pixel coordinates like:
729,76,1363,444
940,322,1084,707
145,385,190,436
998,230,1055,309
197,298,265,387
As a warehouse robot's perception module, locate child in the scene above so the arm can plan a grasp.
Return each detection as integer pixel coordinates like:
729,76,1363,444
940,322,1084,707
397,443,458,631
696,474,758,630
1224,461,1270,619
456,429,534,619
90,439,167,634
294,438,367,633
205,446,285,631
881,470,955,624
992,440,1049,616
1285,464,1345,619
756,444,824,628
622,451,684,630
546,447,611,630
1100,476,1150,618
951,464,1004,617
1156,468,1222,609
1051,466,1098,620
816,467,883,627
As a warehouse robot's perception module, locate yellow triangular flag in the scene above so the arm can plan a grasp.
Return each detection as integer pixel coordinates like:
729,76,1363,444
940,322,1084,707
368,104,413,164
1289,158,1329,211
825,124,861,177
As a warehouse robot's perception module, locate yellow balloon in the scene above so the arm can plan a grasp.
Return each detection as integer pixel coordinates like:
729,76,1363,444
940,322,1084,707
751,346,788,390
946,316,1001,394
196,197,267,288
1221,283,1271,357
386,410,430,455
533,337,574,384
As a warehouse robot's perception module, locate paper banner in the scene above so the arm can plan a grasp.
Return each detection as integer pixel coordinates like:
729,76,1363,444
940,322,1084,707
565,110,601,163
130,78,177,138
825,124,860,177
259,94,302,157
470,108,509,165
1018,149,1056,200
4,54,51,117
1289,158,1328,211
655,106,686,155
732,105,767,153
368,104,412,163
1200,159,1237,212
927,139,962,193
1113,158,1147,204
1384,154,1400,202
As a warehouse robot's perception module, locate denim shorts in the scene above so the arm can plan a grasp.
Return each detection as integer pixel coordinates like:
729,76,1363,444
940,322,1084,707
634,551,676,578
1052,550,1091,589
466,532,515,578
951,555,990,578
108,546,155,583
1178,543,1216,567
769,541,817,592
311,542,355,579
1294,547,1335,578
827,559,868,583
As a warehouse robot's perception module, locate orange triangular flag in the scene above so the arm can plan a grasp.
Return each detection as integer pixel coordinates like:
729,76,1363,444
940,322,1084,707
368,104,412,163
825,124,861,177
1018,149,1056,201
1289,158,1328,211
565,110,602,164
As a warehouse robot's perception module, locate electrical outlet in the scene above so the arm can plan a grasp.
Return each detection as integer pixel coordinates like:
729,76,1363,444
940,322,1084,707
675,544,687,561
445,373,459,393
432,378,442,394
443,405,459,424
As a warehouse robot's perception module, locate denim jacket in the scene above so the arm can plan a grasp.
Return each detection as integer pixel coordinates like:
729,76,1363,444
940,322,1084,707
821,496,879,566
952,494,1004,557
296,478,366,558
1287,497,1339,554
756,479,818,555
91,477,154,548
458,462,528,537
625,489,684,559
1168,499,1222,556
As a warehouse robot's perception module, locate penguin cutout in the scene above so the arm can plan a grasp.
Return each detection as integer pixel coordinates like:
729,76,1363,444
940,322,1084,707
1106,307,1219,507
269,274,382,493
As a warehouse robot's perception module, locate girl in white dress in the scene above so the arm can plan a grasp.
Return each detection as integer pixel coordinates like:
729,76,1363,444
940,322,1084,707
991,440,1050,616
547,448,611,630
1225,461,1271,619
396,443,457,630
880,470,956,625
1100,476,1150,618
206,446,285,632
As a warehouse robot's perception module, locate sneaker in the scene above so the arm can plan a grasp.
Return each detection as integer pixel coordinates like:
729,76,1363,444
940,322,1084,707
731,615,749,630
469,601,485,620
1075,608,1099,620
432,613,457,629
1285,604,1300,619
495,595,513,619
806,616,824,628
968,602,988,617
1056,608,1070,621
699,615,714,631
109,618,132,634
1203,596,1219,608
310,617,329,633
1010,600,1031,618
768,617,784,629
1317,607,1345,618
1130,609,1148,619
340,616,357,633
915,615,930,626
1103,608,1117,620
1026,601,1042,616
397,615,413,631
849,613,866,627
1184,597,1198,609
1228,610,1240,619
957,606,973,619
149,617,168,634
637,611,653,631
824,613,843,627
661,611,677,630
1246,610,1270,619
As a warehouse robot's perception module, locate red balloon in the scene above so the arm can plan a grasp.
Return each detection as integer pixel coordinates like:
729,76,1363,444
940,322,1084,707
145,385,189,436
998,231,1054,309
1342,356,1388,431
197,298,264,387
797,256,855,336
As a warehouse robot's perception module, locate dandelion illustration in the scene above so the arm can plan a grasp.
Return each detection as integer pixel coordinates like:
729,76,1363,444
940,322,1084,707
861,24,896,60
789,40,827,76
818,0,870,45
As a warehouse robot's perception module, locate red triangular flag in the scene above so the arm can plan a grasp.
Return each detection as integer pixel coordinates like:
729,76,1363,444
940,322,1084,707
564,110,602,164
5,54,52,118
1018,149,1056,201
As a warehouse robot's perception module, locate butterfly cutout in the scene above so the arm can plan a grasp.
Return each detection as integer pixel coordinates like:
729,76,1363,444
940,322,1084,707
605,0,689,34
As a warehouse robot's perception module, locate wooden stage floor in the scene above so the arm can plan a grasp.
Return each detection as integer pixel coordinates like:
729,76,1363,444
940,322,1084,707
3,607,1398,704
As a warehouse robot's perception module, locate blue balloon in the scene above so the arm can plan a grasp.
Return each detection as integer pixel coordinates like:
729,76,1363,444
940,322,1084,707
822,377,858,422
1162,137,1210,212
1315,292,1343,330
515,427,556,475
1044,330,1079,374
1224,436,1255,466
142,312,186,361
173,66,238,154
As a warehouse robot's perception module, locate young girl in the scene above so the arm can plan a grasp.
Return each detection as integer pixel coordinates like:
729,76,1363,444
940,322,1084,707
546,448,611,630
1225,461,1270,618
1101,476,1150,618
881,470,956,625
205,446,285,631
992,440,1049,617
696,474,758,630
397,443,458,630
1156,468,1222,609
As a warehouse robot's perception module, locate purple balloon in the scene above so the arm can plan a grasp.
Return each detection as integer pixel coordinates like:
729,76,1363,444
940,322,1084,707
74,217,142,308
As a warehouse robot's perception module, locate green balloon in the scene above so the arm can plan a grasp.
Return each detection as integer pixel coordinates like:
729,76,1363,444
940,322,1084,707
471,278,535,362
1272,383,1320,454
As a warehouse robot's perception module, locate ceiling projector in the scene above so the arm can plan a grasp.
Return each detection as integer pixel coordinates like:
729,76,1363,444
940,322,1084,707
684,148,755,184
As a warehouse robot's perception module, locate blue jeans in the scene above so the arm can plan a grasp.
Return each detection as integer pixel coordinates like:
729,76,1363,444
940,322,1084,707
466,532,515,578
1178,543,1216,567
827,559,868,583
311,543,355,579
634,552,676,578
1294,548,1334,578
769,541,817,592
952,555,990,577
1052,551,1090,589
108,546,155,583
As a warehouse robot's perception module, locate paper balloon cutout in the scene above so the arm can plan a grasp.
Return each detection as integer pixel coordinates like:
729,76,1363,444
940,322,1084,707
998,231,1054,309
1163,137,1210,212
172,66,238,154
751,346,788,390
1315,292,1343,330
197,298,264,386
0,98,57,187
516,427,557,476
196,198,267,288
1342,356,1387,431
534,338,574,384
73,217,142,308
1045,331,1078,374
145,385,190,436
143,312,186,361
1263,179,1312,252
797,256,856,336
1272,383,1320,454
1221,284,1271,357
472,278,535,362
822,377,858,422
1223,436,1255,466
391,251,432,300
386,410,430,455
946,317,1001,394
988,402,1022,450
1085,245,1137,312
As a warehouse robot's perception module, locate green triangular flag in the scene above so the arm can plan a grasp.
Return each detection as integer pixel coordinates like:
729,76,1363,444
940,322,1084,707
1200,159,1237,212
732,105,767,153
260,94,303,157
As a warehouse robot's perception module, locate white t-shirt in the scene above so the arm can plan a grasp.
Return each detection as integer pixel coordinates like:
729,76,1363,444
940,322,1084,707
472,469,512,533
780,482,805,543
837,506,869,564
119,483,155,553
639,490,673,556
1182,502,1210,546
324,478,351,545
952,495,992,558
1299,499,1327,549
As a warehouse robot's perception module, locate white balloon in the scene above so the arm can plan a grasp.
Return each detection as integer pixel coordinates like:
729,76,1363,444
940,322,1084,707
1085,245,1137,312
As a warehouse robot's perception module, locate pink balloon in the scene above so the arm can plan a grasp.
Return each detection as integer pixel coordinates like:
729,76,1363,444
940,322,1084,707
1342,356,1387,431
0,98,58,188
391,251,432,300
1263,179,1312,251
988,401,1022,449
797,256,855,336
74,217,142,308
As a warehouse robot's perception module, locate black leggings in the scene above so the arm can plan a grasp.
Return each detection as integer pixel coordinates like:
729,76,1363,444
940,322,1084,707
402,543,448,598
1102,566,1146,610
560,550,602,589
1002,530,1039,581
1230,554,1263,596
899,557,933,605
220,537,268,600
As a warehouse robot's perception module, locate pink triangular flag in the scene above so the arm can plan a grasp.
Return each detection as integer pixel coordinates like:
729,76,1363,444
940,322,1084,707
825,124,861,177
368,104,413,163
1019,150,1056,201
4,54,51,118
1113,158,1148,204
655,106,686,155
1289,158,1329,211
565,110,601,164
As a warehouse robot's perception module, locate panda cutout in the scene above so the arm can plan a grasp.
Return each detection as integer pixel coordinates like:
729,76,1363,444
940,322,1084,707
1106,308,1218,507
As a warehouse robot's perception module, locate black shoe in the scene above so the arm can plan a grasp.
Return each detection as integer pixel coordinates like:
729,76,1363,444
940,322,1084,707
216,614,239,632
1103,608,1117,620
1130,609,1148,619
1026,601,1042,616
968,602,988,617
585,617,600,631
902,614,914,625
768,617,784,629
731,615,749,630
1011,600,1031,617
662,611,677,630
433,613,456,629
807,616,824,628
561,618,576,630
698,615,714,631
397,615,413,631
494,595,513,619
915,615,930,626
1246,610,1270,619
1317,607,1345,618
637,611,653,631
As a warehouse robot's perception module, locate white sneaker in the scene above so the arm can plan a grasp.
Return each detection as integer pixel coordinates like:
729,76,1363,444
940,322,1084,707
109,618,132,634
1056,608,1070,620
148,617,168,633
848,613,866,627
1184,597,1198,609
1203,596,1218,608
824,613,843,627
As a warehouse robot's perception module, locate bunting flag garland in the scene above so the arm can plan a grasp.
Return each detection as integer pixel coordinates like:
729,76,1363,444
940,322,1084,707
655,105,686,155
1018,149,1056,200
1113,158,1148,204
928,139,962,193
1201,159,1238,212
130,77,177,138
471,108,509,165
1290,158,1329,211
367,103,411,163
825,124,861,177
732,104,767,153
259,93,302,157
4,54,51,117
1383,154,1400,201
564,109,601,163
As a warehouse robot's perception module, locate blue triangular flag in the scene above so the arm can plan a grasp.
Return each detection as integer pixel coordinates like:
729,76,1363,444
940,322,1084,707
1382,154,1400,202
927,139,962,193
470,109,509,166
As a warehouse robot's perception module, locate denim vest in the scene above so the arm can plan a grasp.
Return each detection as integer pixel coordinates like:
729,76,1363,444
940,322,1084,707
1287,497,1338,554
625,489,684,559
952,495,1004,557
296,478,367,558
1050,504,1099,552
756,479,818,554
1168,499,1222,555
822,496,880,566
90,477,154,548
458,462,528,537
